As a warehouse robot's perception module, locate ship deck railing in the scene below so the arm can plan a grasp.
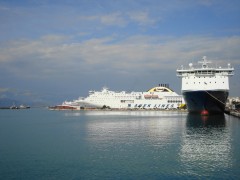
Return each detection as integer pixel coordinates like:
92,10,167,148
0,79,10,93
177,70,234,77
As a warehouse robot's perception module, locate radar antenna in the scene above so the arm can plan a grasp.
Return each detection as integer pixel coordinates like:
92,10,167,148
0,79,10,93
198,56,211,68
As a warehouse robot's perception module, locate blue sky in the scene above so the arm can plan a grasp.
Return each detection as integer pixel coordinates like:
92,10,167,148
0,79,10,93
0,0,240,104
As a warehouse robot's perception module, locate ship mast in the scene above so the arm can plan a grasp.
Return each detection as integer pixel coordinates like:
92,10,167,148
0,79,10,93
198,56,211,68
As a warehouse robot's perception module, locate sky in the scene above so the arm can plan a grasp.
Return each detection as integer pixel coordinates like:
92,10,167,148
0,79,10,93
0,0,240,104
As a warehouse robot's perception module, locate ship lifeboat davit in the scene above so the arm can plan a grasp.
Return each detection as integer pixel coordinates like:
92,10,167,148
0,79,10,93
201,110,209,116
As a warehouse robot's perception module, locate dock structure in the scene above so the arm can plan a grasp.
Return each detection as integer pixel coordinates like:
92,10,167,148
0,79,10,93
230,111,240,118
226,97,240,118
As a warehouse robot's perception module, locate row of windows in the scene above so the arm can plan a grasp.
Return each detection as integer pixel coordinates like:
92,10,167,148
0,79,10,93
186,81,225,84
90,96,136,99
168,100,182,103
121,100,134,103
184,76,226,79
180,70,232,74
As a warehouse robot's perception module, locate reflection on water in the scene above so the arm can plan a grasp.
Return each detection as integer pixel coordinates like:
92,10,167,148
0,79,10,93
64,110,184,117
180,114,232,177
84,111,182,143
85,111,184,145
81,111,187,178
64,111,186,152
186,114,226,128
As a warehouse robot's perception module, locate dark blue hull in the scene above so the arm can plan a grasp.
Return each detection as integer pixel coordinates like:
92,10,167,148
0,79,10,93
183,90,229,114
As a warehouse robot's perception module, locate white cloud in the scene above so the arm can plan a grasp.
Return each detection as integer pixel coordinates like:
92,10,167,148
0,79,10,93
127,11,158,25
75,11,159,28
100,13,127,27
0,34,240,80
0,35,68,63
76,13,127,27
0,88,9,93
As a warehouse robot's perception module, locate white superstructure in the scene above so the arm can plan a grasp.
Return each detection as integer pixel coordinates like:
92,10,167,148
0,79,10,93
177,56,234,92
72,85,185,109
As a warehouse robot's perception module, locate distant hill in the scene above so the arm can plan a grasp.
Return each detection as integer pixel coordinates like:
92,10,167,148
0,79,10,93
0,98,23,107
0,98,50,108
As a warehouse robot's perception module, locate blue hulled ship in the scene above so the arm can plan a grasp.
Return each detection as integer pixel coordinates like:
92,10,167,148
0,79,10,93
177,56,234,115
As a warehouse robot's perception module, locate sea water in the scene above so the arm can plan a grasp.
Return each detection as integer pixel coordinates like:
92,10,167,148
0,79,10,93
0,109,240,179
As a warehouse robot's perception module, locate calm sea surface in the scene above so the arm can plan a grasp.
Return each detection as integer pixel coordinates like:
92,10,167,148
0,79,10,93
0,109,240,179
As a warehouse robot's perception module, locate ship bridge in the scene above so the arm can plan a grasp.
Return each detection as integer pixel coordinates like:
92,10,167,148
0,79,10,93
176,56,234,77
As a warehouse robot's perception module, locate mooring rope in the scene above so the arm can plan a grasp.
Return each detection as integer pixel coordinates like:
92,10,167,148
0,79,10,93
205,91,226,105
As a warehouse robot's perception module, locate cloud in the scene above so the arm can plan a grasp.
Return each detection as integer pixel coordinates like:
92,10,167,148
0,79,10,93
73,10,160,29
0,88,9,93
1,34,240,81
76,12,157,28
100,13,127,27
0,35,67,62
127,11,159,26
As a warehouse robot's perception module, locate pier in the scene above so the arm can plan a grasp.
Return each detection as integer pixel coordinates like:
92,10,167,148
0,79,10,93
226,97,240,118
230,111,240,118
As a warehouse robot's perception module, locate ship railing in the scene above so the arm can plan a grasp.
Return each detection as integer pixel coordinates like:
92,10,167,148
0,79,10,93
176,71,214,77
177,66,233,71
194,71,215,76
177,70,234,76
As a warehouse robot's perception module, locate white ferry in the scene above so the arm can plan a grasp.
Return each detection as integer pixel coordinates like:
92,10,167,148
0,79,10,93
176,56,234,115
52,84,185,110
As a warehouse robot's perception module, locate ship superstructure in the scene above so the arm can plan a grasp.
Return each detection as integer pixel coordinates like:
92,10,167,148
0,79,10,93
176,56,234,114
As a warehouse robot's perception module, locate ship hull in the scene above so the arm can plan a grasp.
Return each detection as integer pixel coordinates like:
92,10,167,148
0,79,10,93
182,90,229,114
